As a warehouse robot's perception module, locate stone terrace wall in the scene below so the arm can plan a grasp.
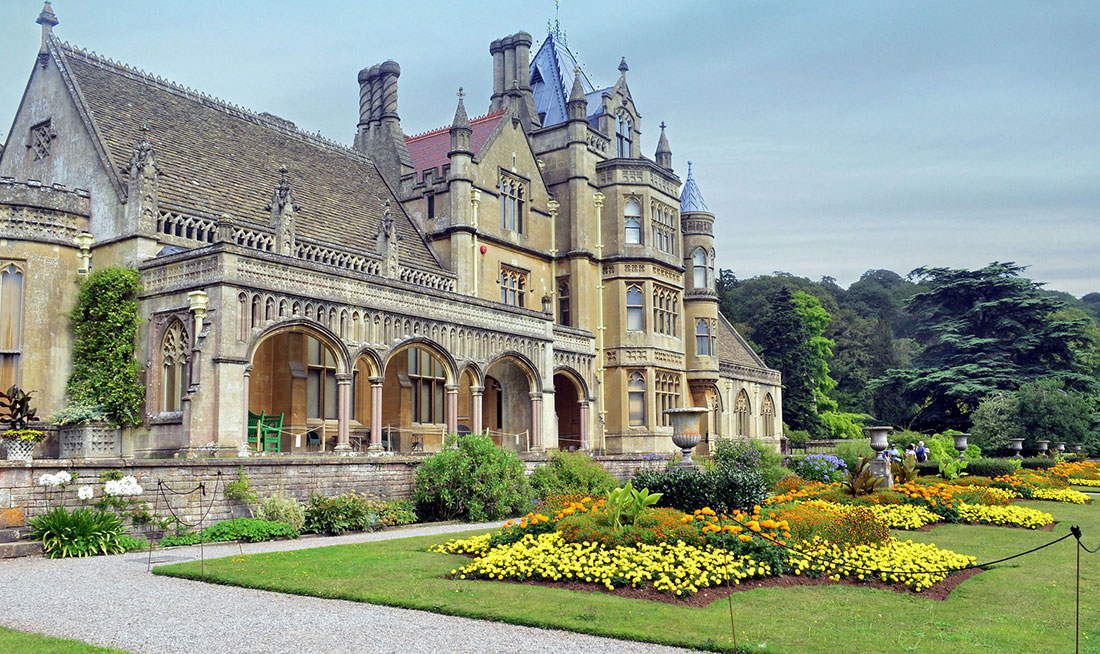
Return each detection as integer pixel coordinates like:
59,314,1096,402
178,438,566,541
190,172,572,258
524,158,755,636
0,453,672,537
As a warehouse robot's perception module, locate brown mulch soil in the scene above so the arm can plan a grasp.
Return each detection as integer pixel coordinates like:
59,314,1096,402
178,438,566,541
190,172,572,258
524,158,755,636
496,567,984,606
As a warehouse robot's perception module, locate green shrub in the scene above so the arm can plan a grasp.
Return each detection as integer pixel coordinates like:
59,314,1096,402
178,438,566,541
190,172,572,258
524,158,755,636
713,438,787,490
631,466,767,513
820,411,866,440
303,492,377,535
367,498,418,527
963,458,1017,478
530,450,618,499
224,467,257,504
414,434,531,522
117,533,150,552
556,507,707,549
160,518,298,546
255,492,306,530
836,440,874,472
1021,457,1057,470
29,507,130,558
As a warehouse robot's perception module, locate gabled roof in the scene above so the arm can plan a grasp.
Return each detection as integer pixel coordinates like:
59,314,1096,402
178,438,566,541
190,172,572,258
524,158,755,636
405,110,506,175
679,161,710,214
51,40,442,270
530,30,605,128
717,314,770,369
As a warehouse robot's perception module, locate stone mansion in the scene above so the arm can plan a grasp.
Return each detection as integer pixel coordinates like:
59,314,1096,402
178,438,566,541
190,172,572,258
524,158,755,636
0,4,782,458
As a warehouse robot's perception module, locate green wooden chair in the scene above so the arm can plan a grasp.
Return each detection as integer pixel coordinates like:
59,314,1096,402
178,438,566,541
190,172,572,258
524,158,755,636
260,412,284,452
247,411,263,452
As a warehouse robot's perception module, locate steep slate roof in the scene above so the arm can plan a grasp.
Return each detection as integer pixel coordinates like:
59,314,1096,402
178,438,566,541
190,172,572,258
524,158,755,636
717,314,770,369
679,162,709,214
529,30,606,127
53,41,441,269
405,110,506,174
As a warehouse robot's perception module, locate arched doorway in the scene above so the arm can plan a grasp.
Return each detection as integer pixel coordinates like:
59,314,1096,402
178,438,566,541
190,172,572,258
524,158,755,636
483,354,537,452
249,324,347,453
382,342,454,452
553,370,586,451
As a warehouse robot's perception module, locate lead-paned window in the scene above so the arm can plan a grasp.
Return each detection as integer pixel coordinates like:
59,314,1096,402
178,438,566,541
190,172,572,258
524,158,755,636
655,371,681,426
626,284,644,331
628,371,646,427
409,347,445,424
307,336,338,420
161,320,189,413
624,198,642,245
652,285,679,337
500,266,528,308
499,173,527,234
0,264,24,390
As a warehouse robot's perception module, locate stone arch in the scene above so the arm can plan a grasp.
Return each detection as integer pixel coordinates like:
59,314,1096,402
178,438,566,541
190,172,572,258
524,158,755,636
349,345,384,378
247,318,350,374
384,337,458,385
485,350,542,392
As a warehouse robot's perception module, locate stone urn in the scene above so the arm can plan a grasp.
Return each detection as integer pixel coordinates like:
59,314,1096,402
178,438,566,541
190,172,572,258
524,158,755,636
1037,440,1050,454
864,426,892,453
863,426,894,489
1073,444,1083,454
665,407,709,471
1056,441,1066,453
1009,438,1025,458
953,433,969,459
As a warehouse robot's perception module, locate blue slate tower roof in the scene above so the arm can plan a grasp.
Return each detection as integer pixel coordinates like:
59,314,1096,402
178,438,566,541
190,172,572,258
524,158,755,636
529,23,607,127
679,161,710,213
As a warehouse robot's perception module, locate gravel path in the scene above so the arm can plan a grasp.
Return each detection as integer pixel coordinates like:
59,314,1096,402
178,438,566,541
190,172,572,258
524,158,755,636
0,522,693,654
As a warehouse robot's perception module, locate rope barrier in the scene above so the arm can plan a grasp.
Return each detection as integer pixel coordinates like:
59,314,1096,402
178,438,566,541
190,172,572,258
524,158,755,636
144,472,224,578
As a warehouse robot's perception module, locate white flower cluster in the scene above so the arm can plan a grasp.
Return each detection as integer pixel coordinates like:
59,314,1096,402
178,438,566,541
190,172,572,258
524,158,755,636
37,471,73,488
77,485,94,501
104,475,143,497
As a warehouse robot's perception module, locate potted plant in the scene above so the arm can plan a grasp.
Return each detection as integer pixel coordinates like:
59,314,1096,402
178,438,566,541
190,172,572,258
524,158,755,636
1,386,47,461
51,401,120,459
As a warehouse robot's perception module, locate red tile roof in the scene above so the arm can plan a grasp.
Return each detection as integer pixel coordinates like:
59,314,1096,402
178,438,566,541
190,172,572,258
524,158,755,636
405,111,507,178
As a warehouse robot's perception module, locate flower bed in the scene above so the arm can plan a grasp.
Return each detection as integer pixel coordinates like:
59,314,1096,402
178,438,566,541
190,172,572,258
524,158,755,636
1070,478,1100,488
1031,488,1090,504
956,503,1053,529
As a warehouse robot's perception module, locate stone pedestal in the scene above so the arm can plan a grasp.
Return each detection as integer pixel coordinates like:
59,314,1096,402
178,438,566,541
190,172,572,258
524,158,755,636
869,457,894,489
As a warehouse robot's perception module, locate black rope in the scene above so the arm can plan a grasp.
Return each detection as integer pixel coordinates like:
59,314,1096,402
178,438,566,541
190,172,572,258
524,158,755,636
155,473,221,529
1076,532,1081,654
1072,524,1100,554
745,524,1076,577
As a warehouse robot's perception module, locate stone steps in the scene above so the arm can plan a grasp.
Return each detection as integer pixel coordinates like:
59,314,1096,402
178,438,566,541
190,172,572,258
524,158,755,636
0,525,31,542
0,540,42,558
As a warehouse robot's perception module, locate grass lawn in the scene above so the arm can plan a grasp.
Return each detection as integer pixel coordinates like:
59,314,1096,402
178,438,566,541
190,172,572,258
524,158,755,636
155,500,1100,654
0,627,131,654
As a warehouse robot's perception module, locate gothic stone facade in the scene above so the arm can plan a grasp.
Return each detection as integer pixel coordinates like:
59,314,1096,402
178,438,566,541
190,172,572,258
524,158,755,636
0,6,782,458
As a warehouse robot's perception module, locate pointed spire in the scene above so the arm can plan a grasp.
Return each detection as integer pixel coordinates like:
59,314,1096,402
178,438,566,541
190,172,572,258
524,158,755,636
655,121,672,170
567,65,587,122
618,57,629,74
569,65,586,103
37,2,58,29
680,161,710,213
451,87,471,130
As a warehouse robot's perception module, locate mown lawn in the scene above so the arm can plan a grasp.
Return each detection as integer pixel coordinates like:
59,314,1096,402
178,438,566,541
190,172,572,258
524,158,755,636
155,499,1100,654
0,627,131,654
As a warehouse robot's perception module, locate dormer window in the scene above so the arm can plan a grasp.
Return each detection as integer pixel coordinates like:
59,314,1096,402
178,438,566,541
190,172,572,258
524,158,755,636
616,113,632,158
28,119,56,161
624,198,642,244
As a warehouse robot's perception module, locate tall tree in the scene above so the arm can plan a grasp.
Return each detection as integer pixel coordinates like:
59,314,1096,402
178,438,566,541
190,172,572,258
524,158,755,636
755,287,825,438
872,262,1096,430
792,291,838,412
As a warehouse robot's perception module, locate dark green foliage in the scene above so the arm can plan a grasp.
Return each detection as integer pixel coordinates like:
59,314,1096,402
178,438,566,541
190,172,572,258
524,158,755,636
873,263,1097,431
755,287,825,437
159,518,298,546
224,467,258,504
1020,457,1057,470
30,507,130,558
1014,378,1094,448
375,499,418,527
529,450,619,499
963,458,1017,478
303,493,377,535
915,461,940,476
631,466,767,513
67,268,145,426
0,386,38,429
414,434,531,522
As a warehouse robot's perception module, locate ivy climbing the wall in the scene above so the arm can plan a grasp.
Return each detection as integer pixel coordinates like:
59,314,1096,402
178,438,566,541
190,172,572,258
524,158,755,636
66,267,145,427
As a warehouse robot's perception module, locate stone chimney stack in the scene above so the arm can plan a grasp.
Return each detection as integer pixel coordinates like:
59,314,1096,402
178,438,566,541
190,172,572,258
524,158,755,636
355,60,413,186
488,32,539,130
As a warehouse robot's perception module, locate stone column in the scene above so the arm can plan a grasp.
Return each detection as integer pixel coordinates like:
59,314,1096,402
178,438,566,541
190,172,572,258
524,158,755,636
579,401,590,451
369,376,384,450
471,385,484,434
239,365,253,457
335,373,353,454
529,392,542,451
446,384,459,435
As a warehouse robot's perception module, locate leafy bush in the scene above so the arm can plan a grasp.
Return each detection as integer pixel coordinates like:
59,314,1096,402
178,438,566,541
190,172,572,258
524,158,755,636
30,507,130,558
368,499,417,527
529,450,618,499
414,434,531,522
50,401,109,426
790,454,848,482
631,466,767,513
963,458,1017,479
159,518,298,546
224,467,257,504
303,492,377,535
820,411,865,440
836,440,874,472
66,267,145,427
1021,457,1057,470
557,507,706,549
714,438,787,490
254,492,305,530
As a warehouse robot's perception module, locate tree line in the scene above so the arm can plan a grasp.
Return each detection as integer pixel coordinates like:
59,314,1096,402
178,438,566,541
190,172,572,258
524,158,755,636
718,262,1100,453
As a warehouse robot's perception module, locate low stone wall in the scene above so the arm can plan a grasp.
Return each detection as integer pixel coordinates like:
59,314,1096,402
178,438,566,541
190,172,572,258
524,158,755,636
0,453,672,537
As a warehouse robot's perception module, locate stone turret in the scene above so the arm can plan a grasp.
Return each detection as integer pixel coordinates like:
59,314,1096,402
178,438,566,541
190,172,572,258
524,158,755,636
655,121,672,170
680,161,719,394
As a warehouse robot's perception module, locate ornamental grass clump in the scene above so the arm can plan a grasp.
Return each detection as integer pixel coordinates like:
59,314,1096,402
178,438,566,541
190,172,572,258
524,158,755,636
30,506,135,558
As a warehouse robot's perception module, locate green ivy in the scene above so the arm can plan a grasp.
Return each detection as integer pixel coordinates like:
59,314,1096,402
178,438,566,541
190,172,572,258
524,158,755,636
66,268,145,427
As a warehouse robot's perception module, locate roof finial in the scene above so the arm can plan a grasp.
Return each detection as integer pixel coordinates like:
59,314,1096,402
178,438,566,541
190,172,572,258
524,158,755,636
457,86,464,100
547,0,567,44
36,1,58,63
618,57,629,74
660,121,666,131
687,161,693,177
37,2,59,29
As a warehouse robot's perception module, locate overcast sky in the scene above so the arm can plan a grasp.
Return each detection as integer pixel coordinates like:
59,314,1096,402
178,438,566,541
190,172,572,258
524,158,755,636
2,1,1097,296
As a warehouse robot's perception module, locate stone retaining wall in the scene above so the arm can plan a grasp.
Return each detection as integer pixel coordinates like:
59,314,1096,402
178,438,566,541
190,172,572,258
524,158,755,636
0,453,671,537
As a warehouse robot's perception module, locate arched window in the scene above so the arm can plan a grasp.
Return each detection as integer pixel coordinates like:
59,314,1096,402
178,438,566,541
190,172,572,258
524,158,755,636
557,279,571,327
616,114,633,158
735,390,751,436
628,371,646,427
624,198,642,244
499,266,528,308
499,173,527,234
161,320,190,413
693,249,709,289
0,264,25,390
696,319,714,356
762,393,776,437
653,285,679,336
626,284,644,331
655,371,681,426
408,347,446,425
